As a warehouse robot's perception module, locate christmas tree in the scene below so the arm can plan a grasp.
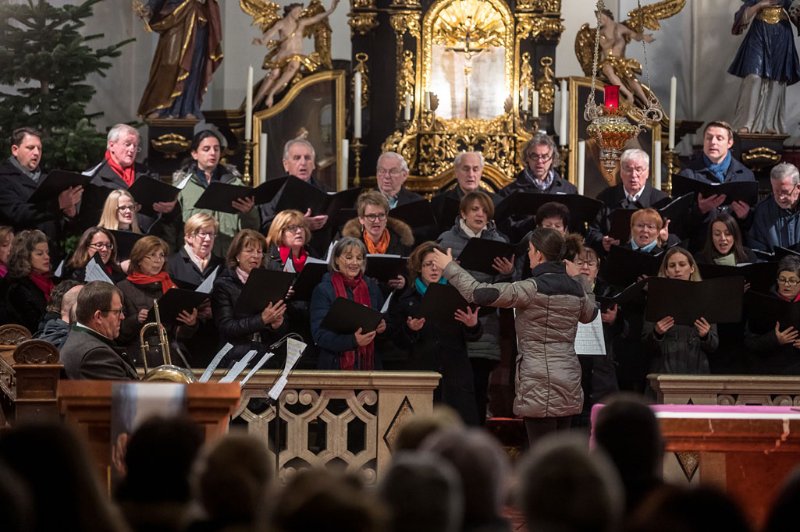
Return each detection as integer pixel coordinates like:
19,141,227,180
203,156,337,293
0,0,132,170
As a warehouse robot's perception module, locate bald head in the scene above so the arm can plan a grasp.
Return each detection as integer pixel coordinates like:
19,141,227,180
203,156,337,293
61,285,83,323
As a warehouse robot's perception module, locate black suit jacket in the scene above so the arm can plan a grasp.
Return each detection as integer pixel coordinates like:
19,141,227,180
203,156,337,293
586,184,670,254
61,326,139,380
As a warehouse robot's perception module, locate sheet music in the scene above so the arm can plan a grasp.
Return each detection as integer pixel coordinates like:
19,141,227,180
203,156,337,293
240,351,277,385
268,375,289,401
199,343,233,382
84,259,114,284
195,266,219,294
283,259,296,273
219,349,257,383
267,337,307,400
54,259,65,278
380,292,393,313
574,313,606,356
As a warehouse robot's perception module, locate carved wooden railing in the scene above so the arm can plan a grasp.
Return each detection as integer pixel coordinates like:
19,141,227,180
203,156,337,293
648,374,800,406
232,370,440,483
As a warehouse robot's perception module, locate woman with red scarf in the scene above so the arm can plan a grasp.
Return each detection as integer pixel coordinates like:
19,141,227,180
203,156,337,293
4,229,53,333
117,235,198,367
310,237,388,370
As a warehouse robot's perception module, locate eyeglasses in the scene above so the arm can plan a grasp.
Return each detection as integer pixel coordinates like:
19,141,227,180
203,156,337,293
778,277,800,286
194,231,217,239
575,260,598,267
527,152,553,162
89,242,114,250
775,185,798,199
421,261,438,269
634,223,658,231
377,168,404,177
104,308,123,316
283,225,304,233
117,204,140,213
363,213,387,222
116,141,141,154
144,253,165,261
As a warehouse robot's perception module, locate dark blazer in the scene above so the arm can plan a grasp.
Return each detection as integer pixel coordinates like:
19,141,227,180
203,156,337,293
167,247,224,290
392,186,424,206
586,184,670,254
61,325,139,380
4,276,48,334
495,168,577,199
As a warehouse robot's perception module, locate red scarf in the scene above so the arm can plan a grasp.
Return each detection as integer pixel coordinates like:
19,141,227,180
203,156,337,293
279,245,307,272
126,271,177,295
330,271,374,370
29,271,54,302
105,150,136,187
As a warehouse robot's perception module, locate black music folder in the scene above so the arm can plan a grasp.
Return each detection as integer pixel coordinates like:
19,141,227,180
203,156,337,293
698,261,777,293
431,194,461,230
128,176,179,215
193,182,255,214
596,278,649,310
645,276,744,325
234,269,295,315
606,193,692,243
456,238,516,275
109,230,144,261
744,290,800,333
320,297,384,334
671,174,758,206
148,288,210,324
416,283,470,323
28,170,91,204
366,254,408,283
494,192,603,233
389,199,437,229
290,262,329,301
275,177,361,216
603,245,663,288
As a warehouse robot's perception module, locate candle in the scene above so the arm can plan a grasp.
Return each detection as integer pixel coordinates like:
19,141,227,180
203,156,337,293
339,139,349,191
668,76,677,150
532,90,539,117
353,71,362,139
260,133,268,183
654,140,662,191
559,79,569,145
425,91,432,111
245,65,253,141
522,85,529,113
577,140,586,196
603,85,620,109
404,93,412,121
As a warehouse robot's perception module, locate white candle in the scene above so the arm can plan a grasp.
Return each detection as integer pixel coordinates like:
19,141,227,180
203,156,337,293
260,132,268,183
532,90,539,117
522,86,529,112
353,72,362,139
577,140,586,196
654,140,662,191
339,139,349,191
404,93,412,121
245,65,253,141
668,76,677,150
425,91,432,111
559,79,569,145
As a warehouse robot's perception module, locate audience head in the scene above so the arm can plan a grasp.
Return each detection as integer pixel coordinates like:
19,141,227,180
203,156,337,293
76,281,124,339
517,433,623,532
460,190,494,233
267,209,310,250
536,201,570,233
702,120,734,164
376,152,410,197
193,432,272,527
46,279,82,322
658,247,701,281
528,227,566,267
422,427,511,526
576,246,600,283
454,151,484,193
183,212,219,260
0,459,32,532
770,162,800,210
0,226,14,268
379,451,463,532
98,189,141,233
563,233,586,277
128,235,169,276
106,124,140,169
282,138,316,181
10,127,42,171
594,393,664,514
356,190,391,242
227,229,267,273
8,229,49,278
630,208,663,248
523,133,559,181
191,129,223,174
763,465,800,532
619,148,650,196
776,255,800,302
330,236,367,279
703,211,748,261
69,226,118,269
408,241,446,285
392,405,464,452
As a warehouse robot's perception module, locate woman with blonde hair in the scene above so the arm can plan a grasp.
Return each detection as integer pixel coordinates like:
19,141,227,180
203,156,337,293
167,212,223,289
266,209,312,272
97,189,142,233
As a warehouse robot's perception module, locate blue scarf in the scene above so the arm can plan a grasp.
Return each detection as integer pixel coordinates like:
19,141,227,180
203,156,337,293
703,152,731,183
414,276,447,295
631,239,658,253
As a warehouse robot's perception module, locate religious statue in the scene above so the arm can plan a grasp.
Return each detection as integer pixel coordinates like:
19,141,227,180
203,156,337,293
728,0,800,134
575,1,685,106
240,0,339,109
135,0,223,119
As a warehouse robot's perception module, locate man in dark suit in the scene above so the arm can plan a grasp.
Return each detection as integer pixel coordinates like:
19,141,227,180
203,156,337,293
587,148,670,254
376,151,423,208
433,151,492,233
61,281,138,380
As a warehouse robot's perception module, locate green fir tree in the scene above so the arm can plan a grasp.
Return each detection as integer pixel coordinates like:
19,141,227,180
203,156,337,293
0,0,133,170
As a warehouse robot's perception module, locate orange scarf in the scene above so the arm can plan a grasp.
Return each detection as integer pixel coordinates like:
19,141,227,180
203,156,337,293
126,271,177,294
364,229,391,255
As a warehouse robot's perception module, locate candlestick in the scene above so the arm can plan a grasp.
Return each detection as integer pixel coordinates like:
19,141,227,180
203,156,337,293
245,65,253,141
654,140,662,191
353,71,362,139
259,132,268,183
532,90,539,117
668,76,677,150
425,91,432,112
339,139,349,191
242,140,253,186
559,79,569,145
404,93,411,121
351,138,365,188
577,140,586,196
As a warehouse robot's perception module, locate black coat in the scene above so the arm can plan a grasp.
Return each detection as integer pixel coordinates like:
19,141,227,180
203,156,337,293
4,276,48,334
167,247,224,290
61,325,138,380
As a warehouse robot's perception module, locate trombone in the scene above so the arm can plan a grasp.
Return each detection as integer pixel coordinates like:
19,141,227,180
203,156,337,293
139,300,196,383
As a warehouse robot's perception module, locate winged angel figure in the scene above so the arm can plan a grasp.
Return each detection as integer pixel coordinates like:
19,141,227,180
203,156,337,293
575,0,685,106
240,0,339,108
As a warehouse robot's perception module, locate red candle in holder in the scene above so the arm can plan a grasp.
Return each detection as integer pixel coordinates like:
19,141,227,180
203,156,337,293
604,85,620,109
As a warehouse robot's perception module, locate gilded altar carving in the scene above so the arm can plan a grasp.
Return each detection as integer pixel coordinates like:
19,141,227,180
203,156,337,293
349,12,379,36
353,52,370,108
520,51,534,92
351,0,375,8
397,50,415,119
516,14,563,40
150,133,191,159
537,56,555,113
391,0,421,8
390,12,421,39
516,0,560,12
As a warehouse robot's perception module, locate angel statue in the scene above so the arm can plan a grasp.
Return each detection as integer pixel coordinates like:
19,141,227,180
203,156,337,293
135,0,223,119
575,1,685,106
241,0,340,109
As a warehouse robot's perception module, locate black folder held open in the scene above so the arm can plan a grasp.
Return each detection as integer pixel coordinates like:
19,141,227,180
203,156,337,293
320,297,383,334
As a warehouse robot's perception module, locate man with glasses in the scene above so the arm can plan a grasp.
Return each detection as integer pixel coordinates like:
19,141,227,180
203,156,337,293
61,281,138,380
375,151,423,208
749,162,800,251
496,133,577,199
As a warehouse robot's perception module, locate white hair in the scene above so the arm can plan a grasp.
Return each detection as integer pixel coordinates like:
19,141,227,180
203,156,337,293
377,151,409,173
